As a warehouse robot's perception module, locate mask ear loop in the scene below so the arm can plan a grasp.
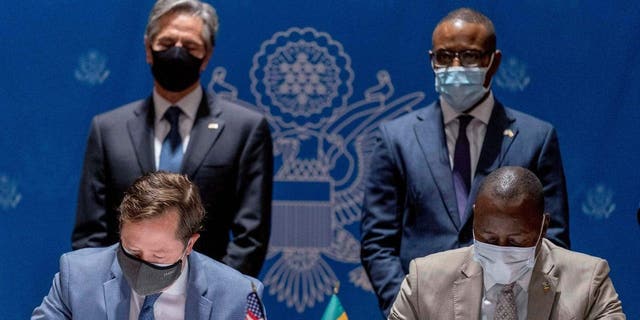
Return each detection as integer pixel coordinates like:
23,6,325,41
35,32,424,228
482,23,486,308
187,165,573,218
531,215,547,263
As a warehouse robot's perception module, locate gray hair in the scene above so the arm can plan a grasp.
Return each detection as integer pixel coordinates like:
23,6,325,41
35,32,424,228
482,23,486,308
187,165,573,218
145,0,219,50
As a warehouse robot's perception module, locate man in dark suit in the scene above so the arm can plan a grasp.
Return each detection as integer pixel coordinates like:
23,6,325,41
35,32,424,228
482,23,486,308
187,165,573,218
72,0,273,277
360,8,570,316
35,172,265,319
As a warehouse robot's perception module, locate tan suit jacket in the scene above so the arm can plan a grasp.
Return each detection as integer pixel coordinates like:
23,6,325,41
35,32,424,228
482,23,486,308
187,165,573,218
389,239,625,320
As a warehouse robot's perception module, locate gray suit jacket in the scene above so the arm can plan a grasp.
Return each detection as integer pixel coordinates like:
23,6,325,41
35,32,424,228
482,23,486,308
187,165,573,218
389,239,625,320
71,91,273,276
32,244,264,320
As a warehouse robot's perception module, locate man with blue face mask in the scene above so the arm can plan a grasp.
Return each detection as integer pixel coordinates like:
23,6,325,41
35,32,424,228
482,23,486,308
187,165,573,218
361,8,570,317
389,166,625,319
33,172,266,319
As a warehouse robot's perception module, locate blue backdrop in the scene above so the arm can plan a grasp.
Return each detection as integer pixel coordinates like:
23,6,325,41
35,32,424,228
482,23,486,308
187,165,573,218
1,1,639,319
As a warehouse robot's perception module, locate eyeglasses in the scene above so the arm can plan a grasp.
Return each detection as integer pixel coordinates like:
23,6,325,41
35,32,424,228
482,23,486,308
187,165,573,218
430,50,493,68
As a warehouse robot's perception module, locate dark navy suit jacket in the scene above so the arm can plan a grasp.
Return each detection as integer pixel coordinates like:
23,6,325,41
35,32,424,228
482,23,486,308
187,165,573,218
360,100,570,316
72,91,273,277
32,245,264,319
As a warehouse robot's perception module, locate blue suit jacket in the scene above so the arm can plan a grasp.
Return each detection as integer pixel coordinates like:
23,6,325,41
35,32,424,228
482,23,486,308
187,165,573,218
71,91,273,277
32,244,264,319
360,100,570,316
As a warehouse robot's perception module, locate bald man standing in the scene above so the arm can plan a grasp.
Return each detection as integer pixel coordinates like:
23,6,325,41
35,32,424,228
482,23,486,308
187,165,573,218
389,167,625,320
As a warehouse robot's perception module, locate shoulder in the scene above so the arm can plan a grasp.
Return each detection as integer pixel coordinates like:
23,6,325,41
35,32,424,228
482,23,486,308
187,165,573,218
382,100,438,130
57,245,118,285
542,239,609,274
92,98,148,125
500,103,555,132
411,246,472,274
60,245,117,268
210,95,266,124
189,251,263,293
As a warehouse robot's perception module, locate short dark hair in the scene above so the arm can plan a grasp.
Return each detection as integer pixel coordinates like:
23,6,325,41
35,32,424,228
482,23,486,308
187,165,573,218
437,8,497,51
477,166,544,215
119,171,205,243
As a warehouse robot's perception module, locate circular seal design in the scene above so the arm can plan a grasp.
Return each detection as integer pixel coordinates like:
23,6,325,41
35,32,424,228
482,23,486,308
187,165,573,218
251,27,354,130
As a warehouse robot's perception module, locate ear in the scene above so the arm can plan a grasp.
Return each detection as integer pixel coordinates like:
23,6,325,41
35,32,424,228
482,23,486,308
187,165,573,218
145,37,153,65
200,47,214,72
185,233,200,255
484,49,502,88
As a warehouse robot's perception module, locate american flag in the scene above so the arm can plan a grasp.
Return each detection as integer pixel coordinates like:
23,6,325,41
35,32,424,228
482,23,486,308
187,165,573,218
245,290,266,320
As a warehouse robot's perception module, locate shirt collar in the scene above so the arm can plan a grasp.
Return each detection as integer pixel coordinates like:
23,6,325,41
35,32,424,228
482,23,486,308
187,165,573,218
441,91,494,126
483,265,533,294
153,86,202,123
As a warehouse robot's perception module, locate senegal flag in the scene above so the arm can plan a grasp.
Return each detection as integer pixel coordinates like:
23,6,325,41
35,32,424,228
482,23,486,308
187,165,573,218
320,294,348,320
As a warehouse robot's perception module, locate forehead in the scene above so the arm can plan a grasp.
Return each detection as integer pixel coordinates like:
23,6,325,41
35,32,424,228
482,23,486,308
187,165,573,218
432,20,491,51
473,193,541,232
154,12,205,42
120,209,183,251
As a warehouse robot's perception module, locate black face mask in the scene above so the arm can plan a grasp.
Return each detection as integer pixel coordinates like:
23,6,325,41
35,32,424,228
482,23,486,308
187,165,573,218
151,46,204,92
116,243,185,296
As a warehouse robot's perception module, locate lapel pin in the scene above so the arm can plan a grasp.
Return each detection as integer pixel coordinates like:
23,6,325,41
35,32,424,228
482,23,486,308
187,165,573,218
208,123,219,130
542,281,550,293
503,129,514,138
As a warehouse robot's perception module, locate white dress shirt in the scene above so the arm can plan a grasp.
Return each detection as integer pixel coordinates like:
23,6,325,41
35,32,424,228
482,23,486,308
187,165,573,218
480,267,533,320
129,258,190,320
153,86,202,169
440,92,495,183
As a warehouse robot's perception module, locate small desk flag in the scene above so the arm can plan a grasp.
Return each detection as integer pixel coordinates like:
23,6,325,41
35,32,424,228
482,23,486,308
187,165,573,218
320,293,348,320
246,283,266,320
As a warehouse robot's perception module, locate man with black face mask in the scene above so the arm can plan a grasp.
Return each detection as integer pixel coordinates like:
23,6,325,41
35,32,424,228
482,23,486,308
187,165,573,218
360,8,570,317
72,0,273,278
388,167,625,319
34,172,265,319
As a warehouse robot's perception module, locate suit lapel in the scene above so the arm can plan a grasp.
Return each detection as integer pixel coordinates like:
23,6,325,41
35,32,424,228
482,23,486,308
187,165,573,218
185,254,213,320
527,240,562,320
453,251,483,320
414,102,462,228
465,102,517,223
104,255,131,320
127,97,155,173
182,93,225,177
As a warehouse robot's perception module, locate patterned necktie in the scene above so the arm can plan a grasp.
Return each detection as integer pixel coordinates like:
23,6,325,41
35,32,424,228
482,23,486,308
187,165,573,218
138,293,162,320
495,282,517,320
158,106,183,172
452,114,473,222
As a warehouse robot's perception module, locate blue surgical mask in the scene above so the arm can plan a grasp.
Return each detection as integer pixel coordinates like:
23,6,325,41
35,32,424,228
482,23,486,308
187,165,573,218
472,215,546,285
433,55,493,113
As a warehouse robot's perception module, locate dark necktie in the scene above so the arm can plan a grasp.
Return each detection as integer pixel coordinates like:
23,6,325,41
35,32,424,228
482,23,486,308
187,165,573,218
495,282,517,320
158,106,183,172
138,293,162,320
452,115,473,223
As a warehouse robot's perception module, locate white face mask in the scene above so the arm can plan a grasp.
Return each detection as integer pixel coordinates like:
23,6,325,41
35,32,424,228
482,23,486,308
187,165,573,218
472,215,545,285
433,55,493,113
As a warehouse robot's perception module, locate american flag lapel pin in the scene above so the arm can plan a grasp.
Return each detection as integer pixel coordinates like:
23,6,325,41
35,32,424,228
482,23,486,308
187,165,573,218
208,122,219,130
503,129,514,138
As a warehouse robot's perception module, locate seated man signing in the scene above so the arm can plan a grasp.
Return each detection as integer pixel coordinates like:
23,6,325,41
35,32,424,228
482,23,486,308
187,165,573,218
389,166,625,320
33,172,264,320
